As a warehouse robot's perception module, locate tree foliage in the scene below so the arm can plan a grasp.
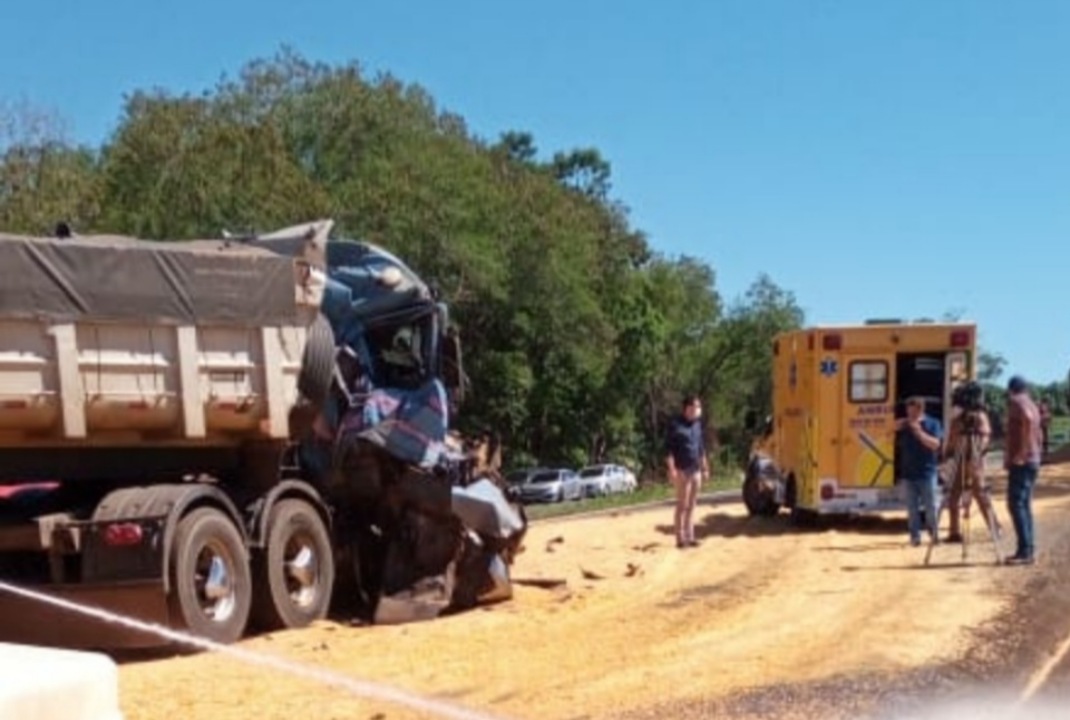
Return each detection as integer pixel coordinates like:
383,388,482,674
0,50,807,477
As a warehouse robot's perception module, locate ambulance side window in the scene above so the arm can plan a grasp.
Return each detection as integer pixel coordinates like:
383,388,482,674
848,360,888,403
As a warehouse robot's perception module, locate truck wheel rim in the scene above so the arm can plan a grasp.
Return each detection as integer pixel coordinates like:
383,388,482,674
197,541,237,623
284,533,319,609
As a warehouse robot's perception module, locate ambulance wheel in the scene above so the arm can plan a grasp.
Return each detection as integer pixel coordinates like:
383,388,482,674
785,476,798,512
743,463,779,517
789,507,819,527
784,476,816,527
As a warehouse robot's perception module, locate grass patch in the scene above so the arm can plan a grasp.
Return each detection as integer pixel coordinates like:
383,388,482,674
523,474,739,522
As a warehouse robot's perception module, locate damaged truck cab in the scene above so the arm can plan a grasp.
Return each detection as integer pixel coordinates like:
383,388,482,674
0,219,523,648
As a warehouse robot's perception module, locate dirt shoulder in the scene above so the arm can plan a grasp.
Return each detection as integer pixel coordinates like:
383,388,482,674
118,465,1070,720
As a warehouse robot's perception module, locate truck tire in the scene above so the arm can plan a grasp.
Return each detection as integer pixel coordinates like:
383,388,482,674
167,507,252,645
298,313,336,409
743,462,780,517
251,499,335,631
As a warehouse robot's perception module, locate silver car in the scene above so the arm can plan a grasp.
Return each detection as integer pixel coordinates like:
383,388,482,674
578,464,637,496
505,468,545,488
517,468,583,504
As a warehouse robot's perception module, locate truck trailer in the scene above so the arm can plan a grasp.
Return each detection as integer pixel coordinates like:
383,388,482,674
0,220,524,648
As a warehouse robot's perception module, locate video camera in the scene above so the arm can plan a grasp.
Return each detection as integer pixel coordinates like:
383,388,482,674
951,380,990,440
952,380,985,413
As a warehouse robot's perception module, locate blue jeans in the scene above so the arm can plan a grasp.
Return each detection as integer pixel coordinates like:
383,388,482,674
903,475,938,543
1007,463,1038,558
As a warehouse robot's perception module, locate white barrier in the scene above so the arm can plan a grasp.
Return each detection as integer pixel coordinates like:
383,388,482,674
0,642,121,720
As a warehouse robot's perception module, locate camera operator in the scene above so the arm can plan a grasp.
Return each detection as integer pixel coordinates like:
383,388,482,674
943,381,1000,543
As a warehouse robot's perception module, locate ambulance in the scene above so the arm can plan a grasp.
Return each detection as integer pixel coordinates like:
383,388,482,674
742,320,976,520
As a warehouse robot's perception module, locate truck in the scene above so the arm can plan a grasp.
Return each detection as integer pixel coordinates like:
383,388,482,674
0,220,525,648
742,320,977,521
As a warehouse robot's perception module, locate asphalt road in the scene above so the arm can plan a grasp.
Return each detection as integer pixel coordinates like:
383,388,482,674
110,461,1070,720
1015,507,1070,708
612,467,1070,720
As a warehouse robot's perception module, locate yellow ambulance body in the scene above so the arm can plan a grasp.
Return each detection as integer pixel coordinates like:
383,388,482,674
743,320,976,519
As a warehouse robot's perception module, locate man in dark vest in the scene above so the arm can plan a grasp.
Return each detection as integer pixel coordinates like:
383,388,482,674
665,394,711,549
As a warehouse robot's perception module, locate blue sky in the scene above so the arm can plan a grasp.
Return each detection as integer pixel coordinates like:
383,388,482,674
3,0,1068,383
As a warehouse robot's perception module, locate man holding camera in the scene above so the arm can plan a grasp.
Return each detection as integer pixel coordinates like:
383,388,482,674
895,396,944,547
943,382,999,544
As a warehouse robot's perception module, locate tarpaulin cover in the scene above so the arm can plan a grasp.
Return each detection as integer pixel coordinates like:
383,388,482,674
0,233,298,326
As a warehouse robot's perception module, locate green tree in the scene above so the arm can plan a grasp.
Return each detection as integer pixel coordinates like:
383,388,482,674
0,100,101,233
977,350,1006,384
700,274,805,462
0,51,838,479
551,148,612,200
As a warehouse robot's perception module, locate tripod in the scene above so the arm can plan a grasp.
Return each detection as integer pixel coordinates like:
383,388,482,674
924,424,1006,566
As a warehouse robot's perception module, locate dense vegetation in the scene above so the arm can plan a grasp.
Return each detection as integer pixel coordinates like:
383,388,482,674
1,50,1064,475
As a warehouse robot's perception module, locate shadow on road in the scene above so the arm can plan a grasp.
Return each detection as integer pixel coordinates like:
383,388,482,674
655,510,909,541
653,513,794,540
810,540,906,553
838,560,996,572
109,645,187,665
